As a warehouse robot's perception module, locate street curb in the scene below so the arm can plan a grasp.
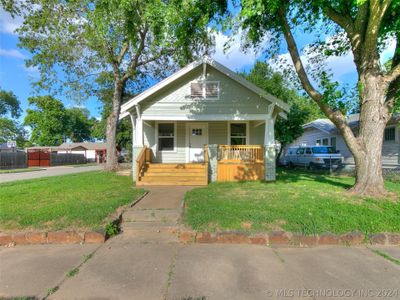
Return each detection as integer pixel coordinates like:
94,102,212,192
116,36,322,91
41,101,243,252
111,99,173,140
179,229,400,247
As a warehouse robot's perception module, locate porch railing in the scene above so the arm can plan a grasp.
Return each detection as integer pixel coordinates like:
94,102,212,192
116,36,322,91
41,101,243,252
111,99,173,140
136,146,151,181
218,145,264,163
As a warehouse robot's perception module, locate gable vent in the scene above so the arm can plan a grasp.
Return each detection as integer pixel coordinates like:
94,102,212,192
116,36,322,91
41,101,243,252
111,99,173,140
191,82,219,99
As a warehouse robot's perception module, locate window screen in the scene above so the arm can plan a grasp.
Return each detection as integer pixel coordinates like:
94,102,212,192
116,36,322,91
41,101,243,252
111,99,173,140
230,123,247,145
205,82,219,98
191,83,203,98
158,123,174,151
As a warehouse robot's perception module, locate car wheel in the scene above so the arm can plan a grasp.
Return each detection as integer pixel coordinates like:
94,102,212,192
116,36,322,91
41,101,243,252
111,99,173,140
288,162,294,169
308,162,315,171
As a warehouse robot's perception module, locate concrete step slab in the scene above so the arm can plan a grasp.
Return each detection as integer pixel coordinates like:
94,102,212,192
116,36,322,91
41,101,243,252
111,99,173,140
122,209,180,222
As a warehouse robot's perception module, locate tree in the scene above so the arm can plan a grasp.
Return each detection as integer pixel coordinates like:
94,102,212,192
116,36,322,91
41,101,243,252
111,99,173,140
24,96,69,146
14,0,227,170
242,62,322,160
237,0,399,197
0,87,27,147
66,107,94,142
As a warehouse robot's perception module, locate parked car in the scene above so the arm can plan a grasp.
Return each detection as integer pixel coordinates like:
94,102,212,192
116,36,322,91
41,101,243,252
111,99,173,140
283,146,343,170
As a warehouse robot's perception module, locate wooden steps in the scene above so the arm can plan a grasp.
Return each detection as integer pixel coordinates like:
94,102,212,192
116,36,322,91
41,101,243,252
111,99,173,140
137,163,208,186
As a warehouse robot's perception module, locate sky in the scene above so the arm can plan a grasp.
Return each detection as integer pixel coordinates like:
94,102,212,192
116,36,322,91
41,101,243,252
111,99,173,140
0,7,395,124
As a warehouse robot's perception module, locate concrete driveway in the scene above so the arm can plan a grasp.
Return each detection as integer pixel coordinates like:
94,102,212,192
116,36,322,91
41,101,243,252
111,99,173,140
1,239,399,299
0,165,103,183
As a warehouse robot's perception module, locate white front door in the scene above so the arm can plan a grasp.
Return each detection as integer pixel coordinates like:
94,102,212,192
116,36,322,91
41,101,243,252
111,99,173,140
188,123,208,162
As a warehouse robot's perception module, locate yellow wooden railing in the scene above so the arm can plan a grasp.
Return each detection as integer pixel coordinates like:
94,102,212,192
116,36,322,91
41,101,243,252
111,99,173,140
218,145,264,163
136,146,149,181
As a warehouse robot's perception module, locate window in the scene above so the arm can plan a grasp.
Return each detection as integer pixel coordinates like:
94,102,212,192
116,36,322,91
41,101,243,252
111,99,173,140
312,147,336,154
192,128,202,136
230,123,247,145
190,82,219,99
322,138,329,145
316,139,321,145
296,148,305,155
158,123,175,151
384,127,395,141
330,137,337,150
306,148,312,154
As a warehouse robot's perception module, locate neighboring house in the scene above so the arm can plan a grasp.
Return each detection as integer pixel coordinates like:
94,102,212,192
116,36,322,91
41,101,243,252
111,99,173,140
119,57,290,185
0,142,19,153
285,114,400,168
58,142,108,163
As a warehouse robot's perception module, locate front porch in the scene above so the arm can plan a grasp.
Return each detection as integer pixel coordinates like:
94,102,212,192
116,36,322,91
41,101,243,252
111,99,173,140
134,144,271,186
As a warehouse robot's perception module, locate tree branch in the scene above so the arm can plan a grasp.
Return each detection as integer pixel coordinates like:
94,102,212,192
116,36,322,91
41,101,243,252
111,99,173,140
116,42,129,65
278,5,362,153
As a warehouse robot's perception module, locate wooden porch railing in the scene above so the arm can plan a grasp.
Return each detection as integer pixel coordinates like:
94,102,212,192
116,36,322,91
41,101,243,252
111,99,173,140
136,146,150,181
218,145,264,163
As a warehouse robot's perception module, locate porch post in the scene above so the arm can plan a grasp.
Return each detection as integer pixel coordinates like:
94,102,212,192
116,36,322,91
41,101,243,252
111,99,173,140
129,113,141,180
207,144,218,182
264,117,276,181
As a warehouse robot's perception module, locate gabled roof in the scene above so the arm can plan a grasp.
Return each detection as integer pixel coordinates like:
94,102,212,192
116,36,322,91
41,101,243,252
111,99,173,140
119,57,290,120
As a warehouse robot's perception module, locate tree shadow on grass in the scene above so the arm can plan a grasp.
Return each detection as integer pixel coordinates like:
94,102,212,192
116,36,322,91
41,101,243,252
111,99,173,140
276,168,354,190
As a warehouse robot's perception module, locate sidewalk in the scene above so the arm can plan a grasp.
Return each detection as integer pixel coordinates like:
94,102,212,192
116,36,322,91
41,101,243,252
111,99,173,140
0,165,102,183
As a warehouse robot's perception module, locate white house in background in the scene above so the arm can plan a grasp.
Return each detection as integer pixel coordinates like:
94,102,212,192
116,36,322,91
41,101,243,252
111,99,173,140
285,114,400,168
118,57,290,186
58,142,108,163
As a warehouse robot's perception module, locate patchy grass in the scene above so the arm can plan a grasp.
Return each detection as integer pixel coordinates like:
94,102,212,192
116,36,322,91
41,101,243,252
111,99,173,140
184,169,400,235
370,248,400,266
0,171,144,231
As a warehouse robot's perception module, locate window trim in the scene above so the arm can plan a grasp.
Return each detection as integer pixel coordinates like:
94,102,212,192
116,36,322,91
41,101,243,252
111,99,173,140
190,81,220,100
227,121,250,145
384,126,396,142
155,121,177,153
316,136,336,147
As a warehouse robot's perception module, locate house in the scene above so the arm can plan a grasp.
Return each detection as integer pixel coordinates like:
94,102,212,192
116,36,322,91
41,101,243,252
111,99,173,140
284,114,400,168
118,57,290,185
58,142,108,163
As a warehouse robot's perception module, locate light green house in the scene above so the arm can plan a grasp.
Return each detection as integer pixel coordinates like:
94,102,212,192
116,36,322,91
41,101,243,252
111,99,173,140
119,57,290,185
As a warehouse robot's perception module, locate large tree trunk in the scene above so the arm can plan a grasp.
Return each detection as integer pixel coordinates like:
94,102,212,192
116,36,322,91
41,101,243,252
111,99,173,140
105,81,123,171
346,72,391,197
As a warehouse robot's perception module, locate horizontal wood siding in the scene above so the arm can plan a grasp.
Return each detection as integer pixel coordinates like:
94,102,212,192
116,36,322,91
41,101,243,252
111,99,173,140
141,66,270,118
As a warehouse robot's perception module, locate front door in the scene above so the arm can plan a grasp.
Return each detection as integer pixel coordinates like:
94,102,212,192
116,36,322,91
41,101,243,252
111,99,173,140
188,123,208,162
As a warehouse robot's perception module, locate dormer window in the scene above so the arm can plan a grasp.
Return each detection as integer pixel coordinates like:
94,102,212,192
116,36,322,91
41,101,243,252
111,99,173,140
191,81,219,99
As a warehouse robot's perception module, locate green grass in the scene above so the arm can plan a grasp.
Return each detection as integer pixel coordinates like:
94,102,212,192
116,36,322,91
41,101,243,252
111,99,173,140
0,171,144,231
0,167,44,174
184,169,400,235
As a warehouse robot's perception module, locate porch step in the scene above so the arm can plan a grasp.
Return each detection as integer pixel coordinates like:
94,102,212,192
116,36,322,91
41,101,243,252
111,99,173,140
145,163,205,169
137,162,208,186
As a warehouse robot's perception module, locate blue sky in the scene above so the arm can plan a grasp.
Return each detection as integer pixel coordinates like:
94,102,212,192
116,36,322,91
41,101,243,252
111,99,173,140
0,7,395,124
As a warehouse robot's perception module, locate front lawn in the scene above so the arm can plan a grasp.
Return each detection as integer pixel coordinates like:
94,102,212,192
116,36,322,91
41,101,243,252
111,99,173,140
184,169,400,235
0,171,144,232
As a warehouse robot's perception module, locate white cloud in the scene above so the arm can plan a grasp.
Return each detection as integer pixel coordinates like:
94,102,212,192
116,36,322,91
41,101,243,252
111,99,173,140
0,8,23,35
0,48,26,59
21,64,39,77
211,31,262,71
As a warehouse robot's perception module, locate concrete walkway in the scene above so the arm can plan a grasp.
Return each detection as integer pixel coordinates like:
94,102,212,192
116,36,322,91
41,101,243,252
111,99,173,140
0,165,103,183
121,186,194,243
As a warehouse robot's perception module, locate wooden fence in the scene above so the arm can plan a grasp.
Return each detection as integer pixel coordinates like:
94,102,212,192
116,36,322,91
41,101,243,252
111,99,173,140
217,145,264,181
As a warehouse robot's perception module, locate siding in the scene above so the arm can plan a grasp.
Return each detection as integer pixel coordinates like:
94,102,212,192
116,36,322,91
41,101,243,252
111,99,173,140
140,66,271,119
143,121,267,163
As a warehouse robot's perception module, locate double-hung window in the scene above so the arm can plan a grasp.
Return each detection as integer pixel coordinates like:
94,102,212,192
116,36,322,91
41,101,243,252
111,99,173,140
230,123,247,145
158,123,175,151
